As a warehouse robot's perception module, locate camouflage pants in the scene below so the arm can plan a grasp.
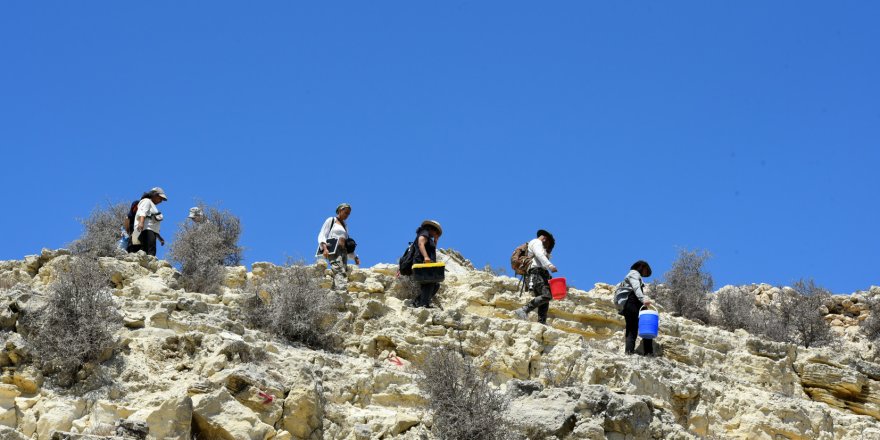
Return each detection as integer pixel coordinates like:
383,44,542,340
328,253,348,290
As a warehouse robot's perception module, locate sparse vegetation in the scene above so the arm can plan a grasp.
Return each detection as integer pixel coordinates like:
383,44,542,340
21,257,120,387
69,202,129,258
712,286,759,332
777,279,832,348
242,262,339,350
419,346,513,440
169,206,243,294
653,249,713,322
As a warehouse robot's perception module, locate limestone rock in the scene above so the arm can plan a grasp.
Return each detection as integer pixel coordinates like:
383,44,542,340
144,396,192,440
192,388,275,440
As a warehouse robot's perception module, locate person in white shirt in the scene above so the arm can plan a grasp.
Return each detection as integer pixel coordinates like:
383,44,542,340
317,203,360,290
514,230,557,324
134,187,167,256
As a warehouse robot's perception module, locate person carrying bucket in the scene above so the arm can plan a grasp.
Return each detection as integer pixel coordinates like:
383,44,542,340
514,230,557,325
617,260,655,356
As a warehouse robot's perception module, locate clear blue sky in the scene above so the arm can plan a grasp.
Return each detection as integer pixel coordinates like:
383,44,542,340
1,2,878,293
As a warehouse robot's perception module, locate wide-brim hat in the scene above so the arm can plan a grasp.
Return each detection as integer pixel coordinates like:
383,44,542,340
150,187,168,200
188,207,204,219
421,220,443,236
536,229,553,239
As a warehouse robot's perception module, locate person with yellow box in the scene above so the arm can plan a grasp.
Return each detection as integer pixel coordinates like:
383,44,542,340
412,220,443,308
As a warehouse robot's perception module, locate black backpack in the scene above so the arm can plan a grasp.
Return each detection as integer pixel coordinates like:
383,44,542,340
398,242,417,276
126,200,140,234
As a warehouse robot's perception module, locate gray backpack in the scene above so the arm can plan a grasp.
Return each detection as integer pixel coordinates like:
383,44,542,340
614,276,643,312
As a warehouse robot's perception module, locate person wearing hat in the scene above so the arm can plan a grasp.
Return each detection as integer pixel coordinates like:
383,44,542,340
412,220,443,308
317,203,360,290
187,206,206,223
619,260,654,356
514,229,557,324
134,187,167,256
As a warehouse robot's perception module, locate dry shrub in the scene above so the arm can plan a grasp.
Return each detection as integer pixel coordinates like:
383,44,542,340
419,346,513,440
712,286,759,332
70,202,128,258
653,249,713,322
389,276,420,301
711,286,788,340
482,264,507,277
776,279,832,348
21,257,120,387
242,263,339,350
169,206,243,294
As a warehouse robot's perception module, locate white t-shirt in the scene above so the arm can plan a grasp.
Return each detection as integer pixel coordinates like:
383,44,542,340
136,199,163,233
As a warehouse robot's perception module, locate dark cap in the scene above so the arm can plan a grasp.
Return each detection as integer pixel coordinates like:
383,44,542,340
536,229,553,239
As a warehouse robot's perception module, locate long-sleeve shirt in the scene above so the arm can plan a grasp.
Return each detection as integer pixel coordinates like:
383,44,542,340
317,217,348,245
527,238,553,270
624,269,647,302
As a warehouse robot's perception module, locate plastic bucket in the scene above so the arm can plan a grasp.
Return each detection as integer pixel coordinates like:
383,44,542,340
638,306,659,339
549,278,567,300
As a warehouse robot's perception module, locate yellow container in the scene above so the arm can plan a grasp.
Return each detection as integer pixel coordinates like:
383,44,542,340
412,262,446,284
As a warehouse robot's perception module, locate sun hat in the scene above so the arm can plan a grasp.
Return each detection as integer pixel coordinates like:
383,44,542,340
336,203,351,213
421,220,443,236
150,187,168,201
188,207,205,220
536,229,553,239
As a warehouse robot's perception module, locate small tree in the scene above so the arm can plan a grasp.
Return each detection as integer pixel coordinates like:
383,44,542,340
242,263,338,350
21,257,121,387
70,202,129,258
169,206,243,294
653,249,713,322
419,346,513,440
777,279,832,348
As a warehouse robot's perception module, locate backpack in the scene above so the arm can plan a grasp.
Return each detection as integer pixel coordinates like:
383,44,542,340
398,242,417,276
126,200,140,235
614,276,644,312
510,243,531,275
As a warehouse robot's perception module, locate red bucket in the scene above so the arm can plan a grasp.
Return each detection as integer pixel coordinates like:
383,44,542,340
549,278,567,300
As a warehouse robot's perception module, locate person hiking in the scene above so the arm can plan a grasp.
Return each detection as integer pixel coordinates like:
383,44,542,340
618,260,654,356
514,230,557,324
187,206,206,223
411,220,443,308
317,203,360,290
122,191,152,253
133,187,167,256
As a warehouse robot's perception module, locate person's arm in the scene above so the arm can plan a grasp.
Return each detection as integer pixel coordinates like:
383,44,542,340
122,217,130,235
628,271,648,304
317,218,333,257
529,240,556,272
418,235,431,263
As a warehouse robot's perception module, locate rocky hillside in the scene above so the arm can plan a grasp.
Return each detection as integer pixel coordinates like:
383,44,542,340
1,249,880,440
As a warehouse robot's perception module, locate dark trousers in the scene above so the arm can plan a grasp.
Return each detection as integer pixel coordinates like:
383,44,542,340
623,295,654,355
525,268,552,323
140,230,158,256
416,282,440,307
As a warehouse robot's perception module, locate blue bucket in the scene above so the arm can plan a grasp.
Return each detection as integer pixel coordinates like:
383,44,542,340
638,306,659,339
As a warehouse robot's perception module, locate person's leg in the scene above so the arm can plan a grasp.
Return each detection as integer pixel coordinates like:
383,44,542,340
329,254,347,290
528,273,552,323
642,338,654,356
624,310,638,354
141,230,157,256
417,282,437,308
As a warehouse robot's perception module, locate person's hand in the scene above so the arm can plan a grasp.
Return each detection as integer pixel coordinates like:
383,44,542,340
137,225,144,232
355,256,361,265
322,249,329,258
549,265,558,273
159,238,165,246
423,258,432,263
644,300,652,307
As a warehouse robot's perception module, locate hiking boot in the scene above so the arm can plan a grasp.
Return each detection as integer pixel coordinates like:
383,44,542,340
514,307,528,320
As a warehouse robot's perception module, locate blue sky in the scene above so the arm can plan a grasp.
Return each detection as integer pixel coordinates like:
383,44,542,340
1,2,878,293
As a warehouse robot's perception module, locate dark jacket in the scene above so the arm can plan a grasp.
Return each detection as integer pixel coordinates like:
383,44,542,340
413,228,437,264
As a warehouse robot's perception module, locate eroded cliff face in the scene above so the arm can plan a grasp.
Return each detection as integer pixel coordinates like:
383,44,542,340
1,249,880,440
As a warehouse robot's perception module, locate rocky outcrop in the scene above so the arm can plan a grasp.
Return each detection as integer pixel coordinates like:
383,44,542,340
0,249,879,439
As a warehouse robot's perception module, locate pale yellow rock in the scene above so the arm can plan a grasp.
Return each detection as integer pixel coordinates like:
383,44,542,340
144,395,193,440
35,399,86,440
192,388,275,440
